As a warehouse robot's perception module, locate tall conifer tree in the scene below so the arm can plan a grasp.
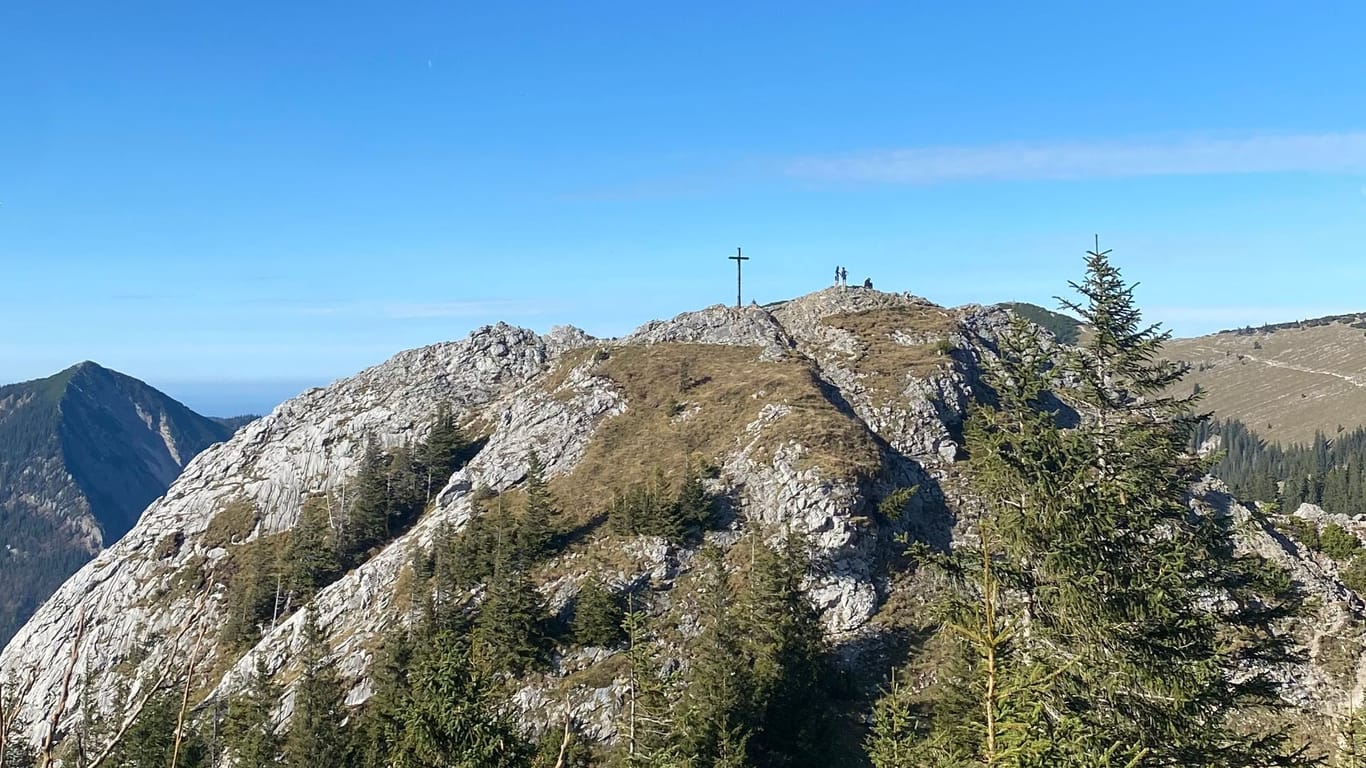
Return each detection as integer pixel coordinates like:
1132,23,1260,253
284,609,353,768
913,242,1310,766
675,548,754,767
391,630,530,768
738,532,831,768
614,606,686,768
473,517,546,677
344,434,392,559
419,403,471,501
287,494,340,601
517,452,556,563
225,656,282,768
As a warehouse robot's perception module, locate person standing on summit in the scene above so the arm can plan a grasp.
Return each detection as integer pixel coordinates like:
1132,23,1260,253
840,266,848,287
834,265,842,287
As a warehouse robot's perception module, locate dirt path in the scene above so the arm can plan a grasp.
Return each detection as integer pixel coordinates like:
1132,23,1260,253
1244,354,1366,388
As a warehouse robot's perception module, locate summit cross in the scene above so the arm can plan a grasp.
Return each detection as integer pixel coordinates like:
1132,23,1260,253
729,247,749,308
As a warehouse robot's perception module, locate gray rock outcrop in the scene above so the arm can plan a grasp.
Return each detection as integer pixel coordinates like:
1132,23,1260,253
5,289,1358,752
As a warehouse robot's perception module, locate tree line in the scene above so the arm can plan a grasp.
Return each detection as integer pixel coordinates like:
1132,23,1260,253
1195,417,1366,596
218,404,479,653
1196,417,1366,519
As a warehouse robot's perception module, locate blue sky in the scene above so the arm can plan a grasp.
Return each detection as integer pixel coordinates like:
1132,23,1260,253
3,2,1366,414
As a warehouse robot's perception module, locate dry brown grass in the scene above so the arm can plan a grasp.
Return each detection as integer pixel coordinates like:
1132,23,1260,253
203,498,258,549
822,307,958,405
547,344,881,525
1165,321,1366,444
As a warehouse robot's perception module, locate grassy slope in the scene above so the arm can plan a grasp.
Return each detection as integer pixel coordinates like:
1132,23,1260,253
1165,319,1366,445
545,343,883,519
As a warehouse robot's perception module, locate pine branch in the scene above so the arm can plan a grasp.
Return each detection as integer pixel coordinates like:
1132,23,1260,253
170,619,210,768
85,612,199,768
38,607,85,768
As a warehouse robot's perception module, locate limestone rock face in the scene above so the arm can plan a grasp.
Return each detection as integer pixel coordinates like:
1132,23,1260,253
1,323,566,740
627,304,795,359
5,290,1358,749
1192,484,1366,712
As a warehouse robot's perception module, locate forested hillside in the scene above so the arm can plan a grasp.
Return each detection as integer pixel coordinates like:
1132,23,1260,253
1197,418,1366,516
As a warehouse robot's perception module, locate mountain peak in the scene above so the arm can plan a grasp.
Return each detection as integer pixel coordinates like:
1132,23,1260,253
0,363,234,644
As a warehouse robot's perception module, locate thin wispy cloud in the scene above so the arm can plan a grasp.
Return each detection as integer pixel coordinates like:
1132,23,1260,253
785,132,1366,184
288,300,558,320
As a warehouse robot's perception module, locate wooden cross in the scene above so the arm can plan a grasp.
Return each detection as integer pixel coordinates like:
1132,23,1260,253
729,246,749,307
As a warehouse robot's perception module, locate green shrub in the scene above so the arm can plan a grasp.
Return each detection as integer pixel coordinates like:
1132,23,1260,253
1320,523,1362,560
571,580,626,648
1278,516,1320,550
1341,554,1366,596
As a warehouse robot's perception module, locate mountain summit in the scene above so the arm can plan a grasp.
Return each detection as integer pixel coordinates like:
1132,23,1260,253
1,289,1360,760
0,361,237,643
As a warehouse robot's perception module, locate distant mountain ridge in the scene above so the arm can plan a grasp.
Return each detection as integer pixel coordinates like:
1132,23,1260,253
1216,311,1366,336
998,302,1082,344
0,362,236,644
209,414,260,433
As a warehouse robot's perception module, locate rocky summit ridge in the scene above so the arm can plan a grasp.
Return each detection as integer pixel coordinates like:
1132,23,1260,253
3,288,1362,748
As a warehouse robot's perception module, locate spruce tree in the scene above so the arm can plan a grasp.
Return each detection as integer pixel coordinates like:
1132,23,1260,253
1051,242,1305,765
614,606,686,768
864,672,921,768
610,470,693,541
472,520,546,677
430,521,466,610
356,630,414,768
571,579,626,648
918,242,1310,766
344,434,392,560
287,494,341,602
221,538,287,651
1339,708,1366,768
738,532,831,768
104,688,208,768
391,630,530,768
225,656,281,768
385,444,426,533
674,464,715,533
674,548,754,767
419,403,471,501
284,608,353,768
517,452,556,563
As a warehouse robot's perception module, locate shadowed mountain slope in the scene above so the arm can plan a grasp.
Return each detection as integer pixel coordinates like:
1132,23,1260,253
0,362,236,643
